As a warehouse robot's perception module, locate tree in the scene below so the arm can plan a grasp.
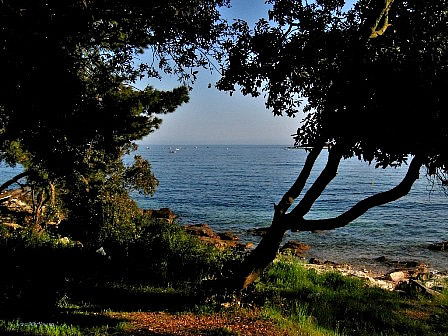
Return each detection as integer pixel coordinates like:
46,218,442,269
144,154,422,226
0,0,228,234
218,0,448,289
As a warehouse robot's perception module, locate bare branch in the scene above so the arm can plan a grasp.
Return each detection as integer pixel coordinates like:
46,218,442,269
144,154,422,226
293,155,424,232
275,143,324,216
287,146,343,223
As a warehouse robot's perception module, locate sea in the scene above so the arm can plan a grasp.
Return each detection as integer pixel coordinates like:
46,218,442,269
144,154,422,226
2,145,448,272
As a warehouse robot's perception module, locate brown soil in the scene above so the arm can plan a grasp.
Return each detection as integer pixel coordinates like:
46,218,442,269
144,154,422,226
108,311,292,336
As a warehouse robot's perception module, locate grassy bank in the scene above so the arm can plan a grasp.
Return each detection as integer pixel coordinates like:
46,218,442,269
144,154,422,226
1,223,447,335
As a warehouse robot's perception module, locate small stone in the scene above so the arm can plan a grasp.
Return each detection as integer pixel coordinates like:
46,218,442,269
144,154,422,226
388,271,406,282
96,247,106,256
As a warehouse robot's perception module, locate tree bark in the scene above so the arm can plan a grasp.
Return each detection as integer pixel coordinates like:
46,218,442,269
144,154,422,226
291,155,423,231
233,144,326,289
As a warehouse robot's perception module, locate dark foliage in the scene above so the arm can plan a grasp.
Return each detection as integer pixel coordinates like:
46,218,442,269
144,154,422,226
219,0,448,173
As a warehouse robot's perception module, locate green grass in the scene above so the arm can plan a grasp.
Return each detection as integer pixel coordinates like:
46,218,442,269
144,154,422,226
2,224,447,336
260,303,337,336
0,319,133,336
0,320,83,336
251,257,448,336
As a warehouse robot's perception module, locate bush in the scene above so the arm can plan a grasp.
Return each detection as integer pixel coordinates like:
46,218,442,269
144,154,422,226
106,217,233,285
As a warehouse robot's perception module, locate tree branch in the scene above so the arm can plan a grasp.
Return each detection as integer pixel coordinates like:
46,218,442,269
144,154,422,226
287,146,343,224
293,155,424,232
0,171,29,193
370,0,395,39
275,143,324,216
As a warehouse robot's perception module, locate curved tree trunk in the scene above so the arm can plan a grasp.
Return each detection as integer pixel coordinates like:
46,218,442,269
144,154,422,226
233,149,423,290
234,214,289,289
232,144,326,289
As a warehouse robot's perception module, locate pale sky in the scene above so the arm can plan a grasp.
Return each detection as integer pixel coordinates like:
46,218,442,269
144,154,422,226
138,0,355,145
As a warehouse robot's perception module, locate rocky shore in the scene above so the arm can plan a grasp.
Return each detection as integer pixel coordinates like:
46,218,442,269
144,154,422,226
2,198,447,296
181,222,448,295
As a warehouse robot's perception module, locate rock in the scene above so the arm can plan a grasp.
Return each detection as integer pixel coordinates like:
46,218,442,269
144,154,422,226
397,279,442,297
183,224,219,239
244,242,254,249
143,208,177,223
374,256,423,269
96,247,106,256
411,267,432,281
388,271,407,282
280,240,311,256
247,227,269,237
428,241,448,251
217,231,239,241
183,224,251,250
309,257,323,265
374,256,388,262
324,260,338,266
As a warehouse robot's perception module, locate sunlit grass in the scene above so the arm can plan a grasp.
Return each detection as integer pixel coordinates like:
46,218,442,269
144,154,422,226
253,256,447,336
0,320,82,336
0,319,132,336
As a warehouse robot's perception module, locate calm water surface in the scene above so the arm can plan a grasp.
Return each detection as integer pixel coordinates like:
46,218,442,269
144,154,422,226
133,145,448,271
2,145,447,271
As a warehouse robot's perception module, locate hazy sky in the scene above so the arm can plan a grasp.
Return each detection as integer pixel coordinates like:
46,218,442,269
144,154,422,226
137,0,298,145
139,0,354,145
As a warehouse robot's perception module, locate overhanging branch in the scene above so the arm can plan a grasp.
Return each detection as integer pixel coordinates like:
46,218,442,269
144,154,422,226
275,143,324,216
292,155,424,232
287,146,343,224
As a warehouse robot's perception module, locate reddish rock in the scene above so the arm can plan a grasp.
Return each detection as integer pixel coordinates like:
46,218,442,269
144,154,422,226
183,224,219,239
143,208,177,223
183,224,250,250
280,240,311,256
247,227,269,237
217,231,239,241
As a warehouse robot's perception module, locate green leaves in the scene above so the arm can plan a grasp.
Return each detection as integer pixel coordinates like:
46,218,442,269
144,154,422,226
125,155,158,196
219,0,448,173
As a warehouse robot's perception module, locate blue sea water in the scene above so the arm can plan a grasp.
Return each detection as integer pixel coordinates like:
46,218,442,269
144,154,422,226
2,145,448,271
132,145,448,271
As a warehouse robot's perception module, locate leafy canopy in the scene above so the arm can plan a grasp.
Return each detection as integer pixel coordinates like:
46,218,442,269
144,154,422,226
218,0,447,177
0,0,228,234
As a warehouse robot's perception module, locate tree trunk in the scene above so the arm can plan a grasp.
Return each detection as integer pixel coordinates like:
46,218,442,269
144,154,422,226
234,214,289,289
232,149,423,291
